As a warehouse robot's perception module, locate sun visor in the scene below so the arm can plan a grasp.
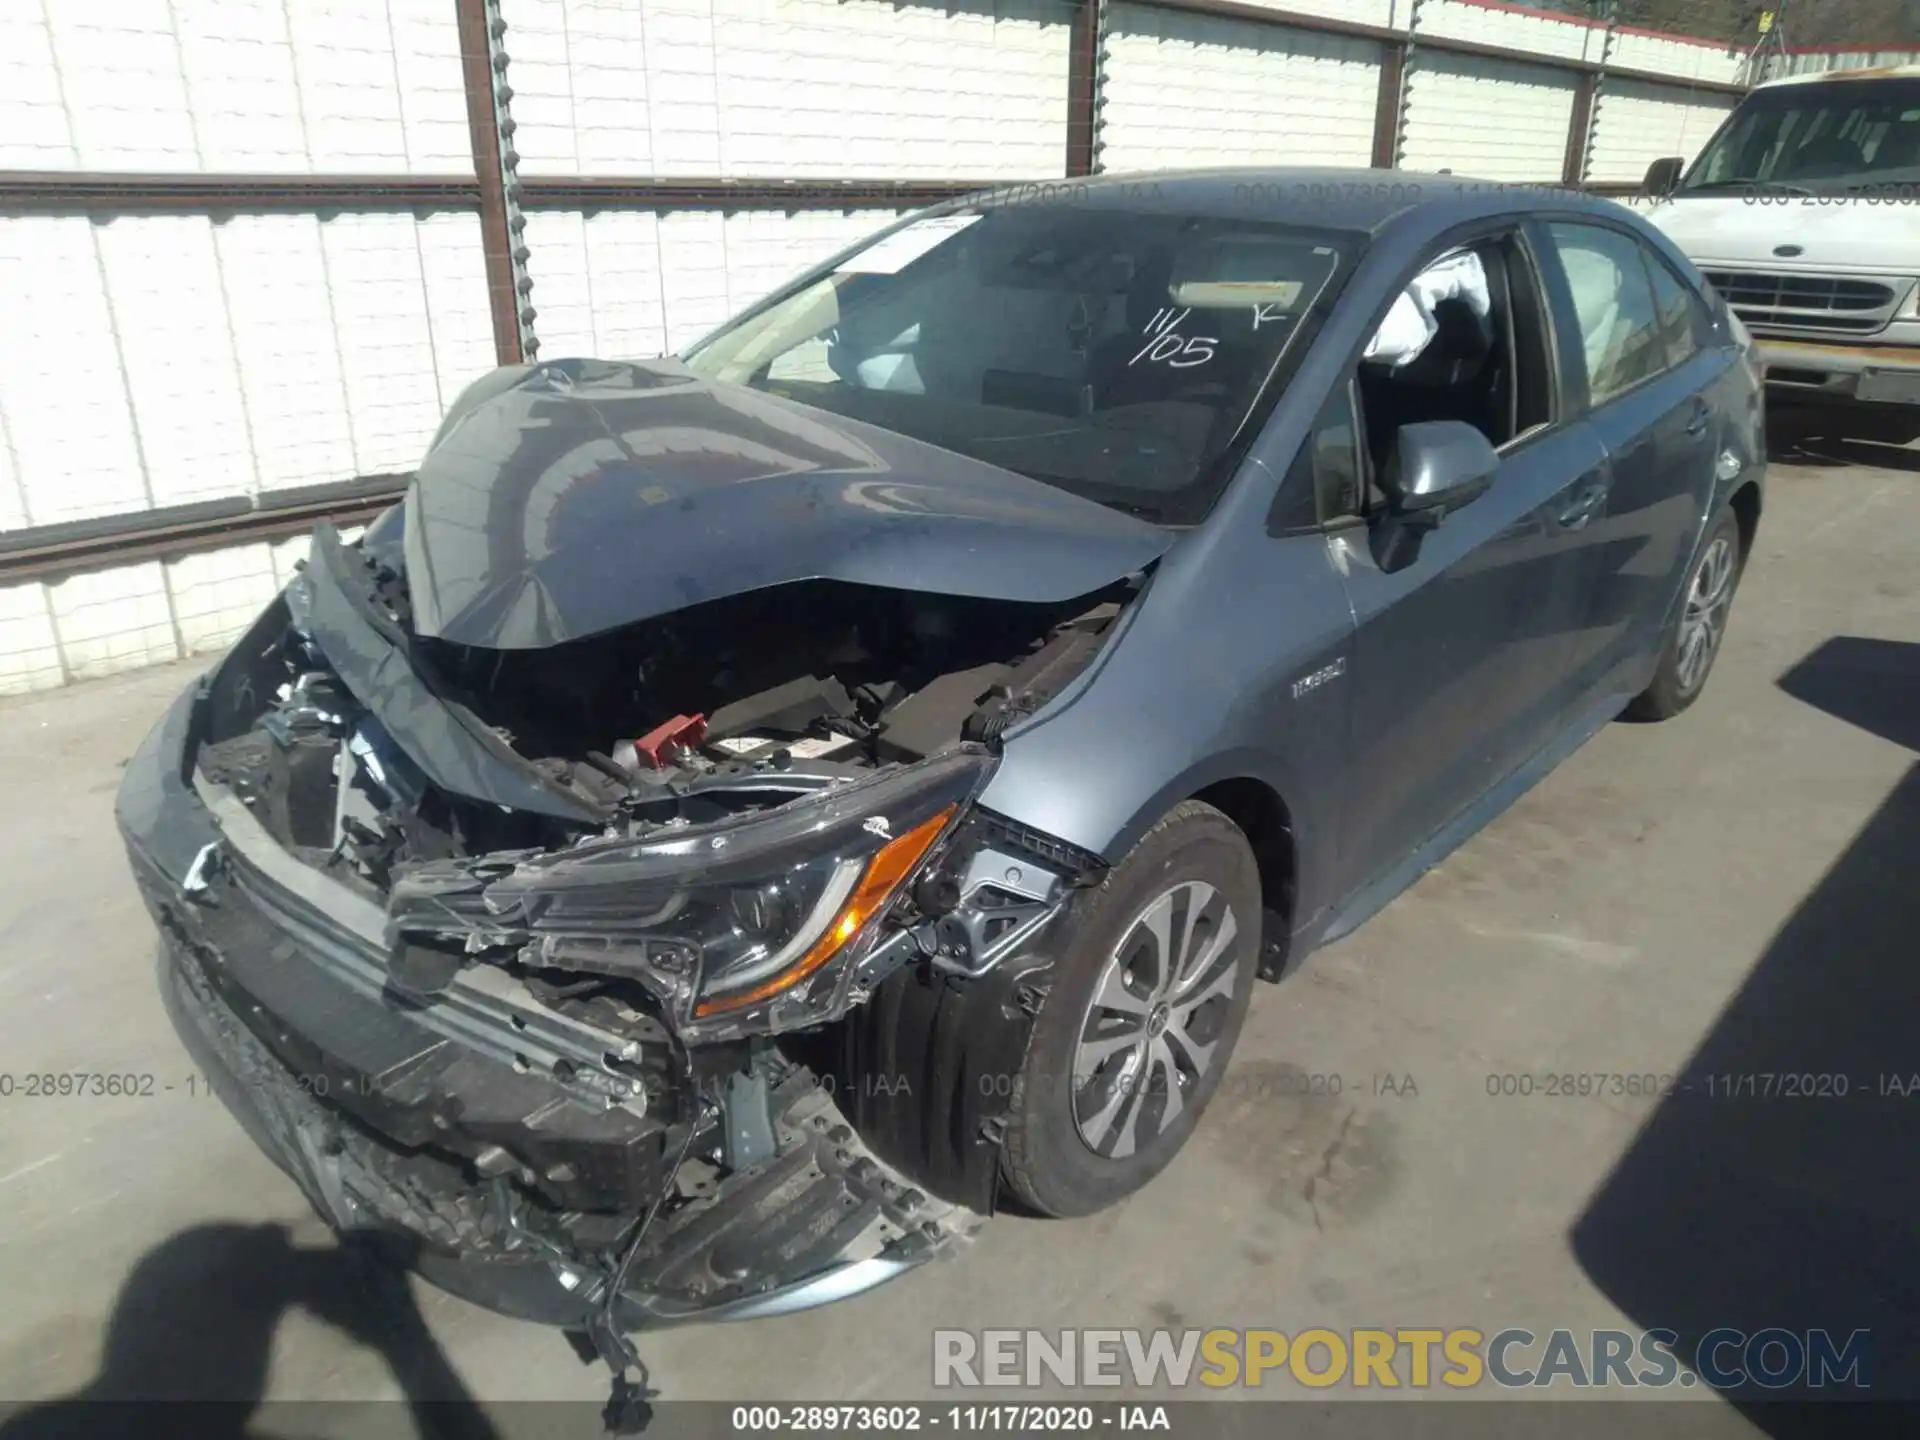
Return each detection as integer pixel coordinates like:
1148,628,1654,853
1363,249,1491,369
1166,234,1331,316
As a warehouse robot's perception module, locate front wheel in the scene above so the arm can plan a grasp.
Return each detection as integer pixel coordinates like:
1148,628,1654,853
999,801,1261,1217
1626,503,1744,722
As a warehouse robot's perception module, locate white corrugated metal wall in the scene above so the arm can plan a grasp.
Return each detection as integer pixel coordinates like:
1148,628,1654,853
0,0,487,689
1098,11,1384,172
504,0,1074,357
1,0,1895,695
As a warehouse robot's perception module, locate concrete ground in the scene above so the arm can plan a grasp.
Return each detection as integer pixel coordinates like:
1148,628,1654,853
0,433,1915,1435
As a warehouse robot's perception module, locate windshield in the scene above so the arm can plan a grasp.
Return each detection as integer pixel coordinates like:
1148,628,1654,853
1681,78,1920,195
681,204,1358,523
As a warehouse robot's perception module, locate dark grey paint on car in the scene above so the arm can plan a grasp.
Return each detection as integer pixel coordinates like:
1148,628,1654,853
114,167,1767,1338
403,357,1172,649
971,174,1764,948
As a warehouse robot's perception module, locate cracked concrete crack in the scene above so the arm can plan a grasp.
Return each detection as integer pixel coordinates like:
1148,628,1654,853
1302,1108,1358,1233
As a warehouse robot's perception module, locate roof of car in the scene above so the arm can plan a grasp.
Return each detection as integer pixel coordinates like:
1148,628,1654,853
968,166,1626,236
1758,62,1920,89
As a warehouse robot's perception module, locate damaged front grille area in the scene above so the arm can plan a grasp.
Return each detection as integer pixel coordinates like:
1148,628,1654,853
193,774,670,1120
124,516,1140,1330
156,892,981,1329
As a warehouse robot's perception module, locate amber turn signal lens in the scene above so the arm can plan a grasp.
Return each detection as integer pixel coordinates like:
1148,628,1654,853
694,805,956,1017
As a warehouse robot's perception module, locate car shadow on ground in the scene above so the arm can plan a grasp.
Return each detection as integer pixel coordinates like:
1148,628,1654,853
1767,409,1920,473
0,1224,502,1440
1572,638,1920,1434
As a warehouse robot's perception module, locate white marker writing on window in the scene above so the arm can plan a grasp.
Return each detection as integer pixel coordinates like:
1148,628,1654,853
1129,307,1217,368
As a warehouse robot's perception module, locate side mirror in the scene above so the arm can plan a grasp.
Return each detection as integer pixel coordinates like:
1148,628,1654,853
1643,156,1685,197
1379,421,1498,525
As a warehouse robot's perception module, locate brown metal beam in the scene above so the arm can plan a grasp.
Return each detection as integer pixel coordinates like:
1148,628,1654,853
0,172,1000,216
1372,40,1408,169
517,177,993,210
0,172,479,213
1066,0,1102,177
1563,72,1599,185
0,481,407,584
455,0,522,366
1120,0,1750,96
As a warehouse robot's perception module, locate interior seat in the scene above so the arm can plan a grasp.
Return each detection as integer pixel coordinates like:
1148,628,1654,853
1358,290,1499,472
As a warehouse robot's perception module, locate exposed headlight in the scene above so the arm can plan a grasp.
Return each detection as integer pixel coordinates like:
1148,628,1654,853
1897,282,1920,320
388,749,993,1040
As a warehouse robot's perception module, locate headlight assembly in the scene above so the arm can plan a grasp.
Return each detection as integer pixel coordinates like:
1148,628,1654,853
387,749,994,1040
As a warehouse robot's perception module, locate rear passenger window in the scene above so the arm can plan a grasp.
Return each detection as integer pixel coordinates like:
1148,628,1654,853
1643,253,1702,371
1546,223,1667,407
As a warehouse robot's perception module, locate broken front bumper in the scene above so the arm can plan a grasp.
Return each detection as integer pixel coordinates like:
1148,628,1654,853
118,681,981,1330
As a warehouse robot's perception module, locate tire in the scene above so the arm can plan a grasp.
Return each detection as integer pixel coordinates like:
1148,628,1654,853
1625,503,1744,722
999,800,1262,1217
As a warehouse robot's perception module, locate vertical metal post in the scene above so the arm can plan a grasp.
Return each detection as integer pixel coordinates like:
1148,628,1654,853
1389,0,1431,172
1563,72,1599,186
1090,0,1111,174
1372,41,1408,169
1566,6,1618,189
456,0,534,365
1065,0,1102,177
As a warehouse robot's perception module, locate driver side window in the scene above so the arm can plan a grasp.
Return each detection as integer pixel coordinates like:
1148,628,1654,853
1352,232,1555,509
1280,233,1558,531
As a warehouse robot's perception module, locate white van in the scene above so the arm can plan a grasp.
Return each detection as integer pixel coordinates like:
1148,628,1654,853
1641,65,1920,442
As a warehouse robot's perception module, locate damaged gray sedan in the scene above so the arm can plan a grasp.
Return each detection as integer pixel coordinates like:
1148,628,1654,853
118,172,1763,1358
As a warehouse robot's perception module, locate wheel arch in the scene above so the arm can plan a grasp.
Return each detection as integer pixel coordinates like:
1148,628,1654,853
1728,477,1762,564
1092,750,1307,985
1188,776,1297,983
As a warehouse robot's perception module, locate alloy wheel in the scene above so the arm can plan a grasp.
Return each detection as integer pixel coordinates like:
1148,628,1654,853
1676,534,1736,693
1071,880,1242,1159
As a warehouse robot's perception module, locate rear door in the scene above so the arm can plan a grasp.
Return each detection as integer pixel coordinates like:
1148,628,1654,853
1534,221,1729,692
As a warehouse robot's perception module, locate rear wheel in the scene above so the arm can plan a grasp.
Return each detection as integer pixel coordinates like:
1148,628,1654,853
1626,503,1744,722
1000,801,1261,1217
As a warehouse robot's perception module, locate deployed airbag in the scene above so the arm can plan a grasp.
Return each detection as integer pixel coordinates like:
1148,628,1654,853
1364,250,1491,369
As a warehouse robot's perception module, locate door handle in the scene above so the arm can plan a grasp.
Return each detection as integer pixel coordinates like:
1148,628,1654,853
1684,398,1711,437
1555,473,1610,530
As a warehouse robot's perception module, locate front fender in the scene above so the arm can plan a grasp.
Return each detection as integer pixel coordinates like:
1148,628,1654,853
976,527,1355,938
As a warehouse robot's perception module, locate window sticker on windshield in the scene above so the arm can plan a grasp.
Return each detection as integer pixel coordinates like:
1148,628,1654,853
835,214,983,275
1170,279,1304,309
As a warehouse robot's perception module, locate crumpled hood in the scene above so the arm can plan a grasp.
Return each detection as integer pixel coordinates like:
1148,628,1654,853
402,358,1173,649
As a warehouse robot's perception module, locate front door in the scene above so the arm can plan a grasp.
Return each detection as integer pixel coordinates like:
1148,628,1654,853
1335,421,1609,898
1329,227,1605,902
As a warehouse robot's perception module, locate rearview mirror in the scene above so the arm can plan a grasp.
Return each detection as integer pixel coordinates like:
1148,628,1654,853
1379,421,1498,523
1642,156,1685,197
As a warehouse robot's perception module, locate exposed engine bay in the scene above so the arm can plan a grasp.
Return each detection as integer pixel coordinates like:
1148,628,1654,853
195,525,1122,955
185,519,1126,1125
145,518,1136,1375
116,349,1181,1394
